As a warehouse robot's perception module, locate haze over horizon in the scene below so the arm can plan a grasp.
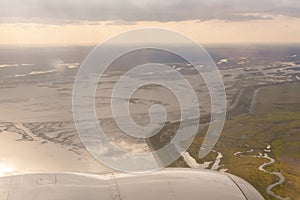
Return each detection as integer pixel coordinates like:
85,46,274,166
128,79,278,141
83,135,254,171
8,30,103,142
0,0,300,46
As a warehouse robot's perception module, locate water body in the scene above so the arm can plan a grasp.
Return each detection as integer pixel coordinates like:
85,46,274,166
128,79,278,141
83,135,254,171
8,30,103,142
258,153,290,200
182,152,211,169
234,144,290,200
182,151,224,171
0,122,109,175
211,150,223,171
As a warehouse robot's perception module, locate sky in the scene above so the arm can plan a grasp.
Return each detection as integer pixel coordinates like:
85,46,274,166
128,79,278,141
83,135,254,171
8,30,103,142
0,0,300,45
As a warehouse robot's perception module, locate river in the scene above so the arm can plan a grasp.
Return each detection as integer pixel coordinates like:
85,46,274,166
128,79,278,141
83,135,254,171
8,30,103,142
182,143,290,200
234,144,290,200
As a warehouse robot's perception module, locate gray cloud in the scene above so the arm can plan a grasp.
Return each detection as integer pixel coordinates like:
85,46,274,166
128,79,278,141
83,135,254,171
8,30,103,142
0,0,299,24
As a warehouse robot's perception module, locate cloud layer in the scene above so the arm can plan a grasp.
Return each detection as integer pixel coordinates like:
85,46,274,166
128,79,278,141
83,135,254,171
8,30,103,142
0,0,300,23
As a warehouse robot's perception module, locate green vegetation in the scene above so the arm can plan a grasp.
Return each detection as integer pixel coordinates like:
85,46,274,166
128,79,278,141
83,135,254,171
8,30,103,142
149,82,300,200
192,83,300,200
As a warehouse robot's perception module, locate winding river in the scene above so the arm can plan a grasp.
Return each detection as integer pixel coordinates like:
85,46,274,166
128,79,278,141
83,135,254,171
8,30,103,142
234,144,290,200
183,143,290,200
182,143,290,200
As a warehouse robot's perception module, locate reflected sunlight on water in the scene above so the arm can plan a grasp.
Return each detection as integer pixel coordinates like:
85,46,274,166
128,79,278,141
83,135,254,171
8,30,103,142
0,163,14,176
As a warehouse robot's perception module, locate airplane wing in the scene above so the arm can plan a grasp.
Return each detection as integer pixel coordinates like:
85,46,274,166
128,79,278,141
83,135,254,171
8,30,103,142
0,168,264,200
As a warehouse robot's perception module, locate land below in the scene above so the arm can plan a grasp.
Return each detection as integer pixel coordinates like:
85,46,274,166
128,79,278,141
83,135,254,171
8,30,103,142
149,82,300,200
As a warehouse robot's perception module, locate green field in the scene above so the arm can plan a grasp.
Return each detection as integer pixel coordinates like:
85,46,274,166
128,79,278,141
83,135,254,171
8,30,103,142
189,82,300,200
149,82,300,200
